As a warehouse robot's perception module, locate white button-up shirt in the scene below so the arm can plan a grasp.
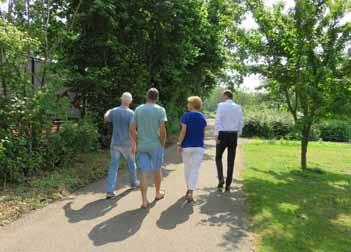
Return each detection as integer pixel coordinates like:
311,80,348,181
214,99,244,136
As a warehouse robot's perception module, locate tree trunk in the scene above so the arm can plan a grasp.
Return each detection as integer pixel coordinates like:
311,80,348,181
7,0,14,22
81,95,87,118
1,78,7,97
0,48,7,97
300,124,311,170
41,0,51,87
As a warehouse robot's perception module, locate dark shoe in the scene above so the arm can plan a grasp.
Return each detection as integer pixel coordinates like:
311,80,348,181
218,181,224,190
106,192,116,200
186,195,194,203
225,186,231,192
186,190,194,203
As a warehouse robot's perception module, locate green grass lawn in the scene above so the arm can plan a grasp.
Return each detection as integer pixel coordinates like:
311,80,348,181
242,140,351,252
0,150,112,226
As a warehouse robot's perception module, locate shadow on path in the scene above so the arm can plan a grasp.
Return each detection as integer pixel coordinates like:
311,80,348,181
163,145,183,165
156,197,194,230
63,188,134,223
196,185,249,250
89,201,156,246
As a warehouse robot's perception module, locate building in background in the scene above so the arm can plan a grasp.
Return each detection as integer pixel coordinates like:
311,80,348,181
0,56,81,120
0,56,43,97
27,57,43,88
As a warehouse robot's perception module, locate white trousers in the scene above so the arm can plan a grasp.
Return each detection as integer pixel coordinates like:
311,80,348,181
182,147,205,190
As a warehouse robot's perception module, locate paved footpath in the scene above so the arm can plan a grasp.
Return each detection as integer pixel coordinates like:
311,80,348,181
0,121,254,252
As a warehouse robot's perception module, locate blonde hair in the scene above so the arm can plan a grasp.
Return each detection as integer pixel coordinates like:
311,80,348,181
187,96,202,110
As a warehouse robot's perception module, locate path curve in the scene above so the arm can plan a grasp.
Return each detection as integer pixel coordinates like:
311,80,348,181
0,120,253,252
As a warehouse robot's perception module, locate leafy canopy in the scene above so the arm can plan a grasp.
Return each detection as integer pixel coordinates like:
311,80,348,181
229,0,351,168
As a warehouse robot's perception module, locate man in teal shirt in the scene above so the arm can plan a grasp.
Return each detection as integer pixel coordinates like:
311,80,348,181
130,88,167,208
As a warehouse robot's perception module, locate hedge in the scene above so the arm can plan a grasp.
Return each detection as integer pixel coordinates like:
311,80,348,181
241,111,350,142
318,120,351,142
242,110,294,139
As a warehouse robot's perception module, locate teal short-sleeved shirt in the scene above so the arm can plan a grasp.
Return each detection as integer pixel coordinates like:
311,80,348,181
132,103,167,152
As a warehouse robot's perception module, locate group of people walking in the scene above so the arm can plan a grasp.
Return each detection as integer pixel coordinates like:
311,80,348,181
104,88,243,208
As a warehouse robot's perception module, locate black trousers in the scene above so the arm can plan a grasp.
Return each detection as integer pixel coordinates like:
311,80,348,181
215,131,238,187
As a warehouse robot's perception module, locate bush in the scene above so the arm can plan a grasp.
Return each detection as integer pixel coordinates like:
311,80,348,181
318,120,351,142
60,120,100,153
242,110,294,139
0,91,99,186
39,119,98,167
241,109,350,142
0,119,99,186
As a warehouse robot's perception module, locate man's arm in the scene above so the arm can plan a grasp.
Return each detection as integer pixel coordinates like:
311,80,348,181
104,109,112,123
159,107,168,147
159,122,167,148
214,104,222,143
238,106,244,135
129,123,137,154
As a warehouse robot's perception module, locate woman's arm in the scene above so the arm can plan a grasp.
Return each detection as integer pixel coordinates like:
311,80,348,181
177,123,187,154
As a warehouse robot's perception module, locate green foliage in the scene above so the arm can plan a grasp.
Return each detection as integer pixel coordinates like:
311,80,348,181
0,13,101,186
0,119,99,185
242,110,294,139
206,89,350,142
0,132,42,184
0,20,39,97
64,0,233,136
0,91,99,185
319,120,351,142
60,119,100,153
203,86,225,112
204,87,285,113
0,150,110,226
0,91,63,184
241,108,350,142
241,110,327,141
230,0,351,169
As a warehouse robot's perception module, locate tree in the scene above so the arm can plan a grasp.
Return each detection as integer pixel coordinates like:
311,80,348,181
64,0,235,134
0,19,39,97
1,0,75,86
230,0,351,169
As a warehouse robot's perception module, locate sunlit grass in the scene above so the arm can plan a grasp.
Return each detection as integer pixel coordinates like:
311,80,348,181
243,140,351,252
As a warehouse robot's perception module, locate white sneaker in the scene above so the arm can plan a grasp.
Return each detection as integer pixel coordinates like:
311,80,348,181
106,192,116,200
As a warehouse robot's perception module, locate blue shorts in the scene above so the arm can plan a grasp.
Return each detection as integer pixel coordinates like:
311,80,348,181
136,148,164,173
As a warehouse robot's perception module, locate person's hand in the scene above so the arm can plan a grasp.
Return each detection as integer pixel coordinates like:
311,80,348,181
215,136,220,145
131,143,136,155
177,145,183,155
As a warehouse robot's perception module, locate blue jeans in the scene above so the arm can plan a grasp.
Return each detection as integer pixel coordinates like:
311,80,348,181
106,146,138,193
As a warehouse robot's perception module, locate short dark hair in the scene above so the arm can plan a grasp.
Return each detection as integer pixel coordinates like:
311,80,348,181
223,90,233,99
147,88,159,101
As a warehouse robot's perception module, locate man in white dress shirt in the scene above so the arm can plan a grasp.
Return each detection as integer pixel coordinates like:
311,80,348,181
214,90,243,192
